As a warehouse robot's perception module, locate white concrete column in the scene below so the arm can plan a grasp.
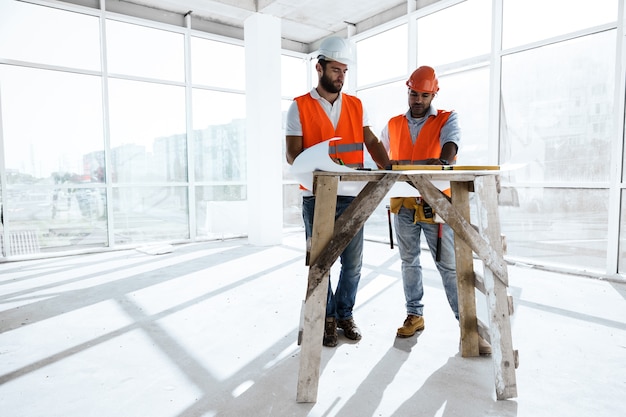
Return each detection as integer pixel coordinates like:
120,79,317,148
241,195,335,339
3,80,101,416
244,14,283,246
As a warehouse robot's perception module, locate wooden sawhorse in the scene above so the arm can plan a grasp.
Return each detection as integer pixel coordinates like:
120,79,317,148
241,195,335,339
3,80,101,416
296,169,518,402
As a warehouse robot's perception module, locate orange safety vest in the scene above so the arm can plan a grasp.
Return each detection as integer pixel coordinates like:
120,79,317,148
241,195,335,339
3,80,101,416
294,93,364,168
387,110,451,163
388,110,452,214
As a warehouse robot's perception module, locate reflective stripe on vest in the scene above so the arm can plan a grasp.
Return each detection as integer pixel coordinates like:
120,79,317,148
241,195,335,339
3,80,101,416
328,143,364,168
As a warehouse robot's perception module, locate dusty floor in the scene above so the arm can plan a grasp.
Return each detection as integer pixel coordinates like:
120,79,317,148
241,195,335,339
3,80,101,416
1,231,625,417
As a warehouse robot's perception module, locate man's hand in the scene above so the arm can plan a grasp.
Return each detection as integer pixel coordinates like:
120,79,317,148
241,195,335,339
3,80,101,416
425,158,444,165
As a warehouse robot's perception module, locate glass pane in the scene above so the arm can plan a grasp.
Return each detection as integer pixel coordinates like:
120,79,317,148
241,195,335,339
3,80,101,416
282,54,308,99
192,89,246,182
281,99,303,230
191,37,244,89
281,100,304,228
357,24,408,86
195,186,246,239
113,186,188,244
358,80,408,140
1,65,104,182
106,19,184,82
310,59,318,88
358,80,407,170
283,183,303,228
417,0,491,67
359,80,413,241
500,31,615,183
363,200,393,245
281,98,296,181
617,190,626,274
108,78,187,183
436,67,490,165
0,0,100,71
3,184,108,254
499,187,608,273
503,0,618,49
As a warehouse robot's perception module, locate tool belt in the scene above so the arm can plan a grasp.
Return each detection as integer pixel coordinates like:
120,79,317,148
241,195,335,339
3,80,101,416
389,197,442,224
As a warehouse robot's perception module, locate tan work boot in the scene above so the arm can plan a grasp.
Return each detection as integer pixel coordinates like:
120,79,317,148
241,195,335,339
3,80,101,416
479,336,492,356
396,314,425,338
337,317,362,341
323,317,338,347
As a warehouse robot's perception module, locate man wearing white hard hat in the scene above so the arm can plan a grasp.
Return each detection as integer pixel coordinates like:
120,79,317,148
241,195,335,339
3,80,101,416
285,36,390,347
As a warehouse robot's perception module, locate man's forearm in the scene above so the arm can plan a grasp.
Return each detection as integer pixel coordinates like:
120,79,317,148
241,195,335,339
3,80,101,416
368,143,391,169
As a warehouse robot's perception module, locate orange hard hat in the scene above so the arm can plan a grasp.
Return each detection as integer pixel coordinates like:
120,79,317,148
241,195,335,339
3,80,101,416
406,66,439,93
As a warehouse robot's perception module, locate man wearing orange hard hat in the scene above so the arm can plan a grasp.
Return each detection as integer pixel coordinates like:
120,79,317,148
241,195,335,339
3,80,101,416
381,66,491,355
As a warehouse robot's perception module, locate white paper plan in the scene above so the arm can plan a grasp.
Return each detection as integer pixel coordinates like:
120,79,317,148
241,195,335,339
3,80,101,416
288,137,450,198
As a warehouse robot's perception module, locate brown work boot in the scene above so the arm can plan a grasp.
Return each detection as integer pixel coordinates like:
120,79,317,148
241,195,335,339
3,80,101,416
479,336,492,356
323,317,338,347
337,317,362,341
396,314,425,338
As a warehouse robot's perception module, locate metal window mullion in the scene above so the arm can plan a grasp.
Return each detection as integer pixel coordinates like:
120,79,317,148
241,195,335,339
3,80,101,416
490,0,504,166
100,0,116,249
0,76,8,257
184,12,196,241
408,8,417,74
606,0,626,275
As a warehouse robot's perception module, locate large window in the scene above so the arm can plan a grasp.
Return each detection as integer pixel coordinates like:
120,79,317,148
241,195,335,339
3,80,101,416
192,89,246,238
357,24,408,86
352,0,623,276
281,54,310,230
105,20,189,244
417,0,491,66
191,37,245,89
0,1,104,255
190,38,247,240
502,0,618,49
435,68,490,166
2,0,626,278
501,32,615,183
0,0,100,70
106,19,185,82
108,79,187,183
500,31,615,273
0,1,252,252
0,65,107,252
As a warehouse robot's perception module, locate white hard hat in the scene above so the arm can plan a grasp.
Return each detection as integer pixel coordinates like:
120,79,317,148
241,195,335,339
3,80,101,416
317,36,355,66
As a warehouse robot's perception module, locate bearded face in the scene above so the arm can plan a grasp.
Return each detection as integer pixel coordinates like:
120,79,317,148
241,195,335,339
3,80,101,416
319,70,343,93
317,60,347,94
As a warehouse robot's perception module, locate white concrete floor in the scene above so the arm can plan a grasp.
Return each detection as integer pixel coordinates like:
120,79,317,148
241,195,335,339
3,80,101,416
0,231,625,417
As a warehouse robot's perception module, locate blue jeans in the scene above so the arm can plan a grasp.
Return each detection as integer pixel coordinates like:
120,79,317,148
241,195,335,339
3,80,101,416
302,196,363,320
394,206,459,320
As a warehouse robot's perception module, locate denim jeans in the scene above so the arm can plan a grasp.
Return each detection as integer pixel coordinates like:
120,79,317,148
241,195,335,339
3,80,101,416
302,196,363,320
394,206,459,320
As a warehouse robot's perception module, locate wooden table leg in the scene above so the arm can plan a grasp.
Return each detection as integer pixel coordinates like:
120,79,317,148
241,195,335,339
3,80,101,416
451,181,479,357
474,175,517,399
407,174,517,399
296,173,397,403
296,175,338,403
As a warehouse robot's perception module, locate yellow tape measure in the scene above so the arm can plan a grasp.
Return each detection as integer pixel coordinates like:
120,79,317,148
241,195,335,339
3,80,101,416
392,165,500,171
